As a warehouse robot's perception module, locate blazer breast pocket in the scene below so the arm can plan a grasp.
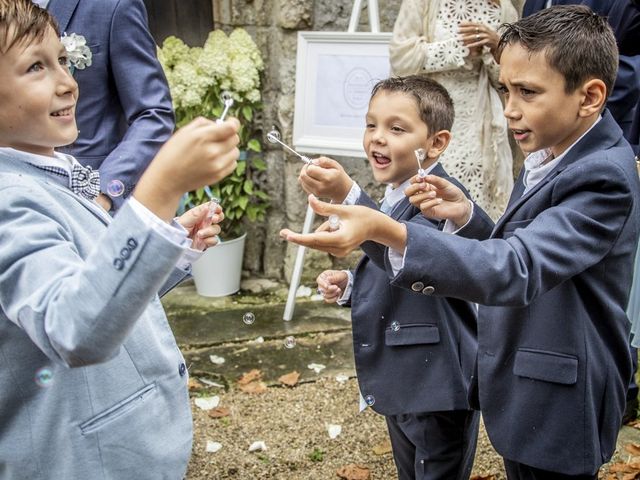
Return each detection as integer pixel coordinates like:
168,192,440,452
502,219,534,238
385,323,440,346
513,348,578,385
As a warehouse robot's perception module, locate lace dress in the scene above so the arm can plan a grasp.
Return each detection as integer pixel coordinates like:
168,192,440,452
390,0,518,219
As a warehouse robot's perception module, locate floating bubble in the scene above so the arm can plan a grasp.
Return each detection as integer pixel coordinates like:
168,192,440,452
106,179,125,197
35,367,54,387
364,394,375,406
266,130,281,144
391,321,400,332
243,312,255,325
283,336,296,349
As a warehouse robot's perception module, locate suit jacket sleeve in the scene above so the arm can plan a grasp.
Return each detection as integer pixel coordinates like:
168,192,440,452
391,156,637,306
0,187,184,368
102,0,175,209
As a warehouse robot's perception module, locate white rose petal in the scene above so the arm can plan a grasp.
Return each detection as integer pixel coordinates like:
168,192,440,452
205,441,222,453
307,363,326,374
209,355,225,365
248,441,267,452
194,396,220,411
327,424,342,439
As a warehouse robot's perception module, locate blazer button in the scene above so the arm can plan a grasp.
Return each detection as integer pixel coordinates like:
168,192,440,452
127,237,138,249
120,247,131,259
113,258,125,270
422,286,435,295
178,362,187,377
411,282,424,292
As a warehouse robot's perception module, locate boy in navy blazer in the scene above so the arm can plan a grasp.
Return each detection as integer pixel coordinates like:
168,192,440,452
283,6,640,479
0,2,239,478
299,76,493,480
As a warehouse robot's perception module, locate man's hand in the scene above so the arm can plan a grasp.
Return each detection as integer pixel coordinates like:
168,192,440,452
317,270,349,303
405,175,472,227
298,157,354,203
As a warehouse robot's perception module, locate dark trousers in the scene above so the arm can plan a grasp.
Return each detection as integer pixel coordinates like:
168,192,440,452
504,459,597,480
385,409,480,480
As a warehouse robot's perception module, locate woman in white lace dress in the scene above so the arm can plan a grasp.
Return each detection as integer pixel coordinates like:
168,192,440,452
390,0,522,219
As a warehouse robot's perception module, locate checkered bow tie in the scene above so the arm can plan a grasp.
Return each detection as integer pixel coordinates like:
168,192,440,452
37,163,101,201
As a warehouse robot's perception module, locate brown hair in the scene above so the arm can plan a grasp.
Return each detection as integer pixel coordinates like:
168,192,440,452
370,75,455,132
0,0,58,54
498,5,618,97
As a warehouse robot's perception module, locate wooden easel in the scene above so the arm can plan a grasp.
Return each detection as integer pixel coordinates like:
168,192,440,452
283,0,381,321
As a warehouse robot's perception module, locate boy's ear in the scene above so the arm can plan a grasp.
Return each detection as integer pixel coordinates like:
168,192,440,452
578,79,607,117
427,130,452,159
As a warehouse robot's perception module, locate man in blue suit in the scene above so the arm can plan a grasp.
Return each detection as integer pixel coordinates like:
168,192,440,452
38,0,174,212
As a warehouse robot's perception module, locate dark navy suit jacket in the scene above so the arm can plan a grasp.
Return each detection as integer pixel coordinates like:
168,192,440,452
523,0,640,55
48,0,174,209
349,164,493,416
391,111,640,475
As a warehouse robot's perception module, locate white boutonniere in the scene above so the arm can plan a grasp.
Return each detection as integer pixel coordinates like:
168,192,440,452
60,33,92,72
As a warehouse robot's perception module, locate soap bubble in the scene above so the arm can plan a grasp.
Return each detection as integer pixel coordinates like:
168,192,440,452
283,336,296,349
328,214,340,232
106,179,125,197
35,367,54,387
266,130,281,144
243,312,255,325
391,321,400,332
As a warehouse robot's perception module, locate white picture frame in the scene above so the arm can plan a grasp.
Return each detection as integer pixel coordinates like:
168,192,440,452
293,31,393,159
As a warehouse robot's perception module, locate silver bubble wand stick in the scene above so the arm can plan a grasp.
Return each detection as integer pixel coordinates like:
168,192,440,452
415,148,427,178
266,130,312,165
216,91,234,124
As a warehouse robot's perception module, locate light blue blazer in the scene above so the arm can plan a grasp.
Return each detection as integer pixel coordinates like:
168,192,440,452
0,151,192,480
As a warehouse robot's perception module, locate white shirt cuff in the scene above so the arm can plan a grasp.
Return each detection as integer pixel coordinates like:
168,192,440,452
128,196,189,247
342,182,361,206
337,270,354,305
443,200,475,233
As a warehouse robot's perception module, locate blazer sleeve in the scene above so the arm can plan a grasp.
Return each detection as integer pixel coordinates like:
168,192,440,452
102,0,175,209
391,156,638,306
0,187,184,368
389,0,468,76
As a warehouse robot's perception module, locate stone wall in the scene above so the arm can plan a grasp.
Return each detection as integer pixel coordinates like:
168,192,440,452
212,0,402,282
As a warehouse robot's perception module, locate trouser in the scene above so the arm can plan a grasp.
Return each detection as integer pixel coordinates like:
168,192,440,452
503,459,597,480
385,409,479,480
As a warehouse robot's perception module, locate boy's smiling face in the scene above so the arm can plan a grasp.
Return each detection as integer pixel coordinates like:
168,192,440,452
0,26,78,157
363,90,435,187
499,42,594,158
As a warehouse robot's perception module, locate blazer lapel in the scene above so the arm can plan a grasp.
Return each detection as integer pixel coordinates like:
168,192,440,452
47,0,80,34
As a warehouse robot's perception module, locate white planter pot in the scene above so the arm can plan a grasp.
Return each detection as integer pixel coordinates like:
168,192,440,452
191,233,246,297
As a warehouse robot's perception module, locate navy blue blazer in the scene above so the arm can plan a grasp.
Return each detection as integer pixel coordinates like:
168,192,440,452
523,0,640,55
349,164,493,416
48,0,175,209
391,111,640,475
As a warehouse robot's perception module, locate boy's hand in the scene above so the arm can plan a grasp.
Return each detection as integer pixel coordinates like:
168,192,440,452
177,202,224,251
316,270,348,303
135,117,240,221
405,175,472,227
298,157,353,203
280,195,407,257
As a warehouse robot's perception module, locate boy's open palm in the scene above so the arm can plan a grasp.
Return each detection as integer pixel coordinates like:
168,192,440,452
298,157,353,203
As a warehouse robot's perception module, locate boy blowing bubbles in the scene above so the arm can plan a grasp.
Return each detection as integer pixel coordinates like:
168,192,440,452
0,1,238,478
285,5,640,479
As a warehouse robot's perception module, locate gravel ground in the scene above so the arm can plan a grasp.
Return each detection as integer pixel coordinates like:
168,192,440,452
186,377,506,479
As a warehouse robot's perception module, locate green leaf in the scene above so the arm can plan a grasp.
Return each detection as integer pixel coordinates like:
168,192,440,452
252,158,267,170
238,196,249,209
247,139,261,152
242,106,253,121
243,180,254,195
235,161,247,176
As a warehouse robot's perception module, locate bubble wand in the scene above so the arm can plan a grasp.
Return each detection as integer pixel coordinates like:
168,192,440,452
266,130,313,165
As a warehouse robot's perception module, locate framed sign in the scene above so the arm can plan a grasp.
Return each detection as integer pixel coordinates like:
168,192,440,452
293,31,392,158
